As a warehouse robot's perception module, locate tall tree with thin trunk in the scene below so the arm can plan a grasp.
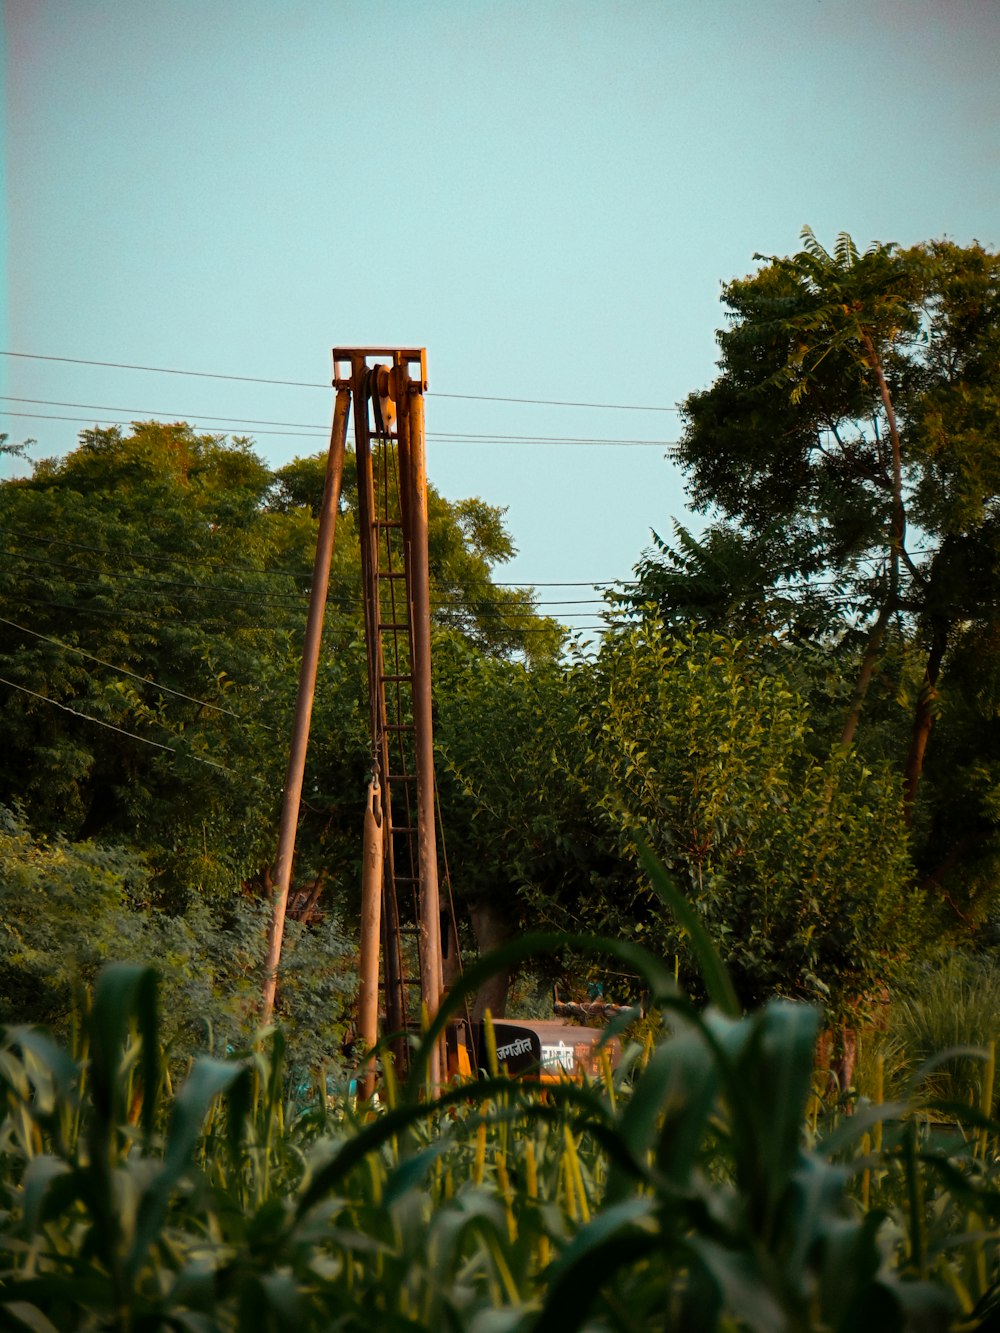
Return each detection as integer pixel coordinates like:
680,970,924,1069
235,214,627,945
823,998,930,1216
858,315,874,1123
660,231,1000,916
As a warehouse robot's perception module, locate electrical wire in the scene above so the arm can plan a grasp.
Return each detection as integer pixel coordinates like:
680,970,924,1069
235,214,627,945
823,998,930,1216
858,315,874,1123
2,395,675,445
0,614,254,720
2,409,322,439
2,548,617,613
5,524,637,588
1,351,325,389
0,593,610,652
432,391,679,412
3,540,895,618
0,674,234,772
0,408,674,447
1,350,683,413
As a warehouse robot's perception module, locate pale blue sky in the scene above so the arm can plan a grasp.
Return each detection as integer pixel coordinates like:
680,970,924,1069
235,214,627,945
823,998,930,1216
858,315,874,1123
4,0,999,629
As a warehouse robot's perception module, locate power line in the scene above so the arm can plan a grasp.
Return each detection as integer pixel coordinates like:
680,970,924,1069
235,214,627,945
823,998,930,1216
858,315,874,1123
0,407,673,448
1,583,607,648
1,350,326,390
0,350,682,413
2,409,323,439
2,396,329,431
432,393,679,412
4,527,637,591
0,614,251,720
0,674,234,772
1,398,674,445
9,526,910,606
3,547,616,613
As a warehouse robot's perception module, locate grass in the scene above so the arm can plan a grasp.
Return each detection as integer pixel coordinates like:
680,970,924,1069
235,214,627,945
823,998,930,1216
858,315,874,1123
856,953,1000,1119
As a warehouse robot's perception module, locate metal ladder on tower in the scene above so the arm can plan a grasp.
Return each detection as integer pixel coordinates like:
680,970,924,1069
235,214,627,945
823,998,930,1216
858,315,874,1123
351,353,428,1056
264,346,458,1091
342,348,448,1086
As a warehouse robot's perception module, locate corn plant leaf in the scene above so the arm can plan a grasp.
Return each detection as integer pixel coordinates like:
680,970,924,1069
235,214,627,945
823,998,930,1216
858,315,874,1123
236,1272,303,1331
0,1302,61,1333
634,834,741,1018
383,1138,452,1207
428,1189,512,1280
731,1001,819,1218
88,962,159,1139
19,1155,73,1235
606,1015,720,1203
818,1208,887,1327
533,1198,659,1331
127,1056,253,1281
914,1155,1000,1224
2,1027,78,1107
819,1098,911,1157
683,1235,786,1332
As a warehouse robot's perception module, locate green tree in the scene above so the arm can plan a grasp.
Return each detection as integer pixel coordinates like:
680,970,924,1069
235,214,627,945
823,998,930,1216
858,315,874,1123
269,448,559,662
625,519,834,640
664,231,1000,917
0,422,555,1036
433,633,622,1014
0,424,323,896
433,623,919,1019
581,627,920,1015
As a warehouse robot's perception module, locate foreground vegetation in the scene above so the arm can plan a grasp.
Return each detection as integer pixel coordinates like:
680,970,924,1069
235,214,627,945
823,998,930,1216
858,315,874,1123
2,859,1000,1331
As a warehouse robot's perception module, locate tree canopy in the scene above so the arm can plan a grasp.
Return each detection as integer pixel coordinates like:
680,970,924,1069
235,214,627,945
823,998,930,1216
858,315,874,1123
632,232,1000,923
0,422,558,1049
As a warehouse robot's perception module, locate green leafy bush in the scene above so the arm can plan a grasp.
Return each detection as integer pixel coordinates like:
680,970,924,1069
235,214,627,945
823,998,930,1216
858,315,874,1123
583,628,922,1015
0,806,354,1076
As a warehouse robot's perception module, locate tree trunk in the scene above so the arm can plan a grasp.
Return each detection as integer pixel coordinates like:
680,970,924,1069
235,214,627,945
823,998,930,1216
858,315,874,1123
903,622,949,824
838,337,906,751
467,896,512,1022
838,593,895,749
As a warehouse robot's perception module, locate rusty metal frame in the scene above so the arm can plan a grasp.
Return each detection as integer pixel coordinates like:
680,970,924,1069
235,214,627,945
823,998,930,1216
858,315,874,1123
262,386,351,1023
264,346,444,1086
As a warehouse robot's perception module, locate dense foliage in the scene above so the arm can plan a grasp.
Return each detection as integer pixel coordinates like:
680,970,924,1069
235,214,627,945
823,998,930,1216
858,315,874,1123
627,233,1000,930
0,424,553,1055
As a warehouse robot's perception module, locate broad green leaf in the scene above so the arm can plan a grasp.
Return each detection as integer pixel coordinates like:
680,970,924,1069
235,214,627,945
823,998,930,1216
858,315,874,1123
634,835,740,1018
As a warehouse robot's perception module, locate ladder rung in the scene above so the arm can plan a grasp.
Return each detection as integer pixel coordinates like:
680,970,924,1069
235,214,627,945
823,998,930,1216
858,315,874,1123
378,622,410,632
387,772,417,782
380,673,413,683
380,572,407,580
375,520,403,529
385,723,414,733
395,874,419,885
391,825,417,836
